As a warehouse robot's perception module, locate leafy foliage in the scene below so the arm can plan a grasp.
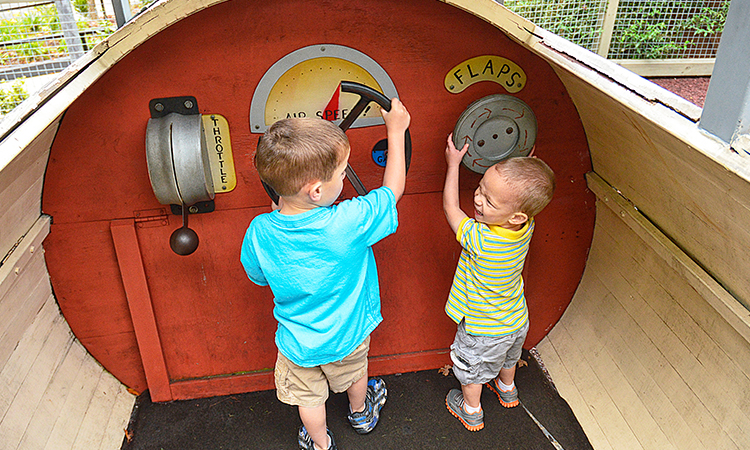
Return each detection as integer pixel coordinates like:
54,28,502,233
505,0,729,59
0,79,29,115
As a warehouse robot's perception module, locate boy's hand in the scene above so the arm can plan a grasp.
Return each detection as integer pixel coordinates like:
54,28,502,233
381,98,410,133
445,133,469,168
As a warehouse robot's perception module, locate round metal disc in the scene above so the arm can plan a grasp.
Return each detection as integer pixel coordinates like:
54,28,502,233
452,94,537,174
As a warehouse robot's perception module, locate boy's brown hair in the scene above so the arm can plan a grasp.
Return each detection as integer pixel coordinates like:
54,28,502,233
493,157,556,218
255,118,350,196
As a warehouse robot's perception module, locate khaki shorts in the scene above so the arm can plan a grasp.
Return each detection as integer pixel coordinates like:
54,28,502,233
275,336,370,408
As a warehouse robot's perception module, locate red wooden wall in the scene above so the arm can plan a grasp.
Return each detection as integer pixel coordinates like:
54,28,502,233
42,0,594,400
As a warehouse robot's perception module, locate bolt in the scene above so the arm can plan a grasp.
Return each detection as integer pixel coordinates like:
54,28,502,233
154,103,164,112
189,205,199,214
184,100,194,109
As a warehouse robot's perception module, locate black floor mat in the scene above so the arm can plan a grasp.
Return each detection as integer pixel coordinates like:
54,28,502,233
121,350,592,450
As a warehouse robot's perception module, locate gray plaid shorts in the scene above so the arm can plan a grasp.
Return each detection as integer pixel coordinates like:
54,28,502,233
450,319,529,385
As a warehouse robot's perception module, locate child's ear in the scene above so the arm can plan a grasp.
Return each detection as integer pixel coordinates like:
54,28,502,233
508,212,529,225
307,181,323,202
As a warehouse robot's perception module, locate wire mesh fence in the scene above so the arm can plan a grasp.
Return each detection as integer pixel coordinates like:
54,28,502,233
0,0,732,117
505,0,606,53
504,0,729,59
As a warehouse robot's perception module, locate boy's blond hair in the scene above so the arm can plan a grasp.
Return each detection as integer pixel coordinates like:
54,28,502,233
255,118,350,196
493,157,556,218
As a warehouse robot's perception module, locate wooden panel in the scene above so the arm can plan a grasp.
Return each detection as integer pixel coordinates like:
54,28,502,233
17,340,88,449
551,65,750,308
0,295,59,406
0,256,51,367
110,219,171,402
96,383,136,450
536,336,613,450
71,371,128,450
0,122,56,255
43,347,104,450
540,177,750,450
0,312,74,448
42,0,593,399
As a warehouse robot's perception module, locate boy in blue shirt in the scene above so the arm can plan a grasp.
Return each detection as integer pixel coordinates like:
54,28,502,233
240,99,410,450
442,134,555,431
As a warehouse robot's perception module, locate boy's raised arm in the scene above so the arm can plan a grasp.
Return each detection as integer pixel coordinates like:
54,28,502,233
443,134,469,234
381,98,411,202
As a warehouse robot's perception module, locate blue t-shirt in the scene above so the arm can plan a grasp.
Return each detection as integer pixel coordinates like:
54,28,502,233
240,186,398,367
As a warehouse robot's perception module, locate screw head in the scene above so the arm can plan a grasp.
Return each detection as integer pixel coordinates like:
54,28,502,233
154,103,164,112
184,100,194,109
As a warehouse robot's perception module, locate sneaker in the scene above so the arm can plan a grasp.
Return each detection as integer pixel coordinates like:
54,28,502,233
298,426,337,450
445,389,484,431
486,378,520,408
347,377,387,434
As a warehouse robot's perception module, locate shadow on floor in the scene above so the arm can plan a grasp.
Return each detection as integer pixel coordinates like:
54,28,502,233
121,350,592,449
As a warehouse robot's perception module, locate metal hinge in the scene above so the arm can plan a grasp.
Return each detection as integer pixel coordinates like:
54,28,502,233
133,208,169,228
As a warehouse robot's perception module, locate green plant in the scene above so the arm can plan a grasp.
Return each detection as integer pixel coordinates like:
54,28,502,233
505,0,604,48
609,0,729,59
0,79,29,115
687,1,729,36
73,0,90,14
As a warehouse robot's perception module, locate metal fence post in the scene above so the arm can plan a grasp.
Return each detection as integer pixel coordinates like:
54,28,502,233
54,0,84,61
699,0,750,152
112,0,133,28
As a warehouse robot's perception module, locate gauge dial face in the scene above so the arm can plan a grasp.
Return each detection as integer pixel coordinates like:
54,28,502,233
250,45,399,133
265,57,384,125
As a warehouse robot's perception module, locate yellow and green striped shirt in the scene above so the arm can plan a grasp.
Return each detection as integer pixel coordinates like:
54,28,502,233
445,217,534,336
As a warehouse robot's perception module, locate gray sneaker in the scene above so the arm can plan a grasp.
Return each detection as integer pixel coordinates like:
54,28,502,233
445,389,484,431
486,378,519,408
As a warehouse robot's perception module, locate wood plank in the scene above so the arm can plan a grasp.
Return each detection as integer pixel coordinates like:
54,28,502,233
589,210,748,448
0,180,43,259
600,213,750,419
0,119,54,194
0,215,51,301
613,58,715,77
72,369,127,450
0,272,51,370
0,317,74,448
559,288,675,450
589,180,750,415
16,340,87,450
574,278,706,450
548,319,642,450
586,173,750,352
44,346,103,450
0,294,60,415
536,335,613,450
556,66,750,306
109,219,171,402
97,383,135,450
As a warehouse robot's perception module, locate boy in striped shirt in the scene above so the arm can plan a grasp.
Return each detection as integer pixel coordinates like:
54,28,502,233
442,134,556,431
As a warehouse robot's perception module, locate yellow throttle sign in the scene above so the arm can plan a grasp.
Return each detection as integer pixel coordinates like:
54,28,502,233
202,114,236,193
444,55,526,94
